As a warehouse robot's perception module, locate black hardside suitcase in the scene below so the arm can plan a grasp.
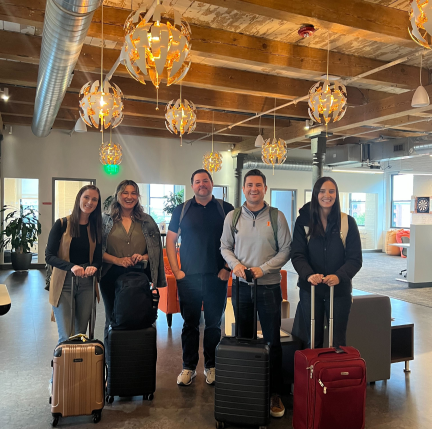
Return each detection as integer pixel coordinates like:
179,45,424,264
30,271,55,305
105,326,157,403
215,277,270,429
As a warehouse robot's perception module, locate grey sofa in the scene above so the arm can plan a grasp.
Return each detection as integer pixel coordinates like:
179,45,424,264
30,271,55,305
281,294,391,383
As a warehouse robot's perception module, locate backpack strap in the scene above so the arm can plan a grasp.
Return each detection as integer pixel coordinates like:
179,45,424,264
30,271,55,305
216,198,226,219
230,207,242,240
304,213,349,248
177,199,192,238
269,207,279,252
340,212,349,248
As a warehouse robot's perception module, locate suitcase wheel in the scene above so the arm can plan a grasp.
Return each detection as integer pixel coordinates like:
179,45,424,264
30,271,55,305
215,421,225,429
52,416,59,427
93,410,102,424
106,395,114,404
145,393,154,401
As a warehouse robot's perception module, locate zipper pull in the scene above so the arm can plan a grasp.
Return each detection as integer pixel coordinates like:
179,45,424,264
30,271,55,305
306,365,314,378
318,379,327,394
253,219,255,227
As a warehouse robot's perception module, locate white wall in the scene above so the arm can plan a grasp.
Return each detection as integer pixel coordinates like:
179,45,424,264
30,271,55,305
1,126,235,262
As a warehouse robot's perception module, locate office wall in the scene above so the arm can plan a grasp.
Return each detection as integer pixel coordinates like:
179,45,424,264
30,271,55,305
1,126,235,262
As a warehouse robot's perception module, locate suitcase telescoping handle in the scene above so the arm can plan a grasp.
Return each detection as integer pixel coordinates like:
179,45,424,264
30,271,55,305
310,284,334,350
234,276,258,341
70,275,97,340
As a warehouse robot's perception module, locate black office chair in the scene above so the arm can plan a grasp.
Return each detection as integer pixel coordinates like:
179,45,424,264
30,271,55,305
400,236,410,278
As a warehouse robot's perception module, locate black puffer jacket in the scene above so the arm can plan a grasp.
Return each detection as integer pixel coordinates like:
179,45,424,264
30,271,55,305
291,202,362,297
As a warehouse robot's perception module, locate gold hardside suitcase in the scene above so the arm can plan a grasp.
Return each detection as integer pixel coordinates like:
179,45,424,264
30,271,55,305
50,276,104,426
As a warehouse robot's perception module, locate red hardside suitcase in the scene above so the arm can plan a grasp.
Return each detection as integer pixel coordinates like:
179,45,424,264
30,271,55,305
292,286,366,429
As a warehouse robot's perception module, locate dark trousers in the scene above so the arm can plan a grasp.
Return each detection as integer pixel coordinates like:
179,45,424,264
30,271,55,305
177,273,228,370
232,281,283,395
295,287,352,349
100,265,128,345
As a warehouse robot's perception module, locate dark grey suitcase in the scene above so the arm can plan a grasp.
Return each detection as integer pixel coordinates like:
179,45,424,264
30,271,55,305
215,277,270,429
105,326,157,403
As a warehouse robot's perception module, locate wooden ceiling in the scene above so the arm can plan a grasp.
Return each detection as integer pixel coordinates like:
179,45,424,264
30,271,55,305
0,0,431,153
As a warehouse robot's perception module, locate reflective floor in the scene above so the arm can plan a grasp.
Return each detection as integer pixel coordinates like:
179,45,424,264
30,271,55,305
0,267,429,429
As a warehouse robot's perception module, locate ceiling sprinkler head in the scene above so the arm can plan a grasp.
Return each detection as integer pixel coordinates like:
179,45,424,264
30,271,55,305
298,25,316,38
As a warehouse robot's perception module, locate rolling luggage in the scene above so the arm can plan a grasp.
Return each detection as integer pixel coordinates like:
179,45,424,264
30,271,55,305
292,286,366,429
215,277,270,429
50,276,104,427
106,325,157,403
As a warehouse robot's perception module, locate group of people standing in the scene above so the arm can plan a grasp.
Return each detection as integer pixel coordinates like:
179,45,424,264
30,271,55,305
46,168,362,419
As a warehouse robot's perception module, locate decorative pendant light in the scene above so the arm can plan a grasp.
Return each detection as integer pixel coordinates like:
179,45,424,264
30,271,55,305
261,99,287,174
409,1,432,49
79,3,124,131
203,113,222,174
122,0,192,109
308,36,347,124
255,115,265,147
165,84,196,146
412,52,430,107
100,128,123,171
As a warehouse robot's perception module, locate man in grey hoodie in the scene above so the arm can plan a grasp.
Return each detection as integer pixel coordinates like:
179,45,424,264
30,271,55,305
221,168,291,418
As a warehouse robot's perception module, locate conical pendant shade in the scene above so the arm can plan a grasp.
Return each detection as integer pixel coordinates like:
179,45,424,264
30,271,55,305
412,85,430,108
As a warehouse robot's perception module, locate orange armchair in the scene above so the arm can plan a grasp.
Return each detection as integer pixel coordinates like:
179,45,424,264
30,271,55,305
159,255,181,327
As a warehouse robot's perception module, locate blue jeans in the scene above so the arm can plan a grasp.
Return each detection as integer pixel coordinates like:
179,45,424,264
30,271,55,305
232,281,283,395
52,271,94,344
177,273,228,370
294,287,352,349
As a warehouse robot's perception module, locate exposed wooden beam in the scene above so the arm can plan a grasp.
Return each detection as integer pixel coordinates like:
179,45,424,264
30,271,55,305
282,87,432,144
1,114,243,142
197,0,415,48
0,85,291,128
0,60,310,118
0,31,386,106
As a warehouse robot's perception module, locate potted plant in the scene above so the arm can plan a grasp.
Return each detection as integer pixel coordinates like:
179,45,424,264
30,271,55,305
0,205,41,271
163,189,184,216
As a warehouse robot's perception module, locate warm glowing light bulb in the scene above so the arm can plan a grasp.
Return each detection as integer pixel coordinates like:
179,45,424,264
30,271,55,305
100,94,106,108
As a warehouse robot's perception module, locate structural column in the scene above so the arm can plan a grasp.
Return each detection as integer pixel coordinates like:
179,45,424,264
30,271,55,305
310,133,328,187
232,153,247,207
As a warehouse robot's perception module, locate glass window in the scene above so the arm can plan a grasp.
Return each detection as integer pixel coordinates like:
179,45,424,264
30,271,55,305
138,183,185,224
213,186,227,201
391,174,413,228
54,179,95,222
350,193,366,226
4,178,39,263
305,190,312,203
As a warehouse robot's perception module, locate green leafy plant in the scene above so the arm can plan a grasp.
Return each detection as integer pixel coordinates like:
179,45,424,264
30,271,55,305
0,205,41,253
163,189,184,215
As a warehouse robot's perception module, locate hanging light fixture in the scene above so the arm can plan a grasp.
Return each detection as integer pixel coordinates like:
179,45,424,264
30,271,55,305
100,128,123,170
412,52,430,107
255,115,265,147
308,35,347,124
409,1,432,49
261,100,287,174
165,84,196,146
203,113,223,174
122,0,192,109
79,3,124,131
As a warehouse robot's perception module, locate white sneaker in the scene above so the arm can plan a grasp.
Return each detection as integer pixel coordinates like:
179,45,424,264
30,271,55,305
204,367,215,385
177,369,197,386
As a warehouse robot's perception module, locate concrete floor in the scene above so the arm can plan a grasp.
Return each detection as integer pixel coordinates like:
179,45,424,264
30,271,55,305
0,267,430,429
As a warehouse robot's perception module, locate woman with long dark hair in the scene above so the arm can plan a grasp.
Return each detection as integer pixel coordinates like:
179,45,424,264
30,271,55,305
100,180,166,343
46,185,103,344
291,177,362,348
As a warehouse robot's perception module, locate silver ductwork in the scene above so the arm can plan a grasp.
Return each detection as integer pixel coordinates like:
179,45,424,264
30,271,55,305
243,159,332,172
32,0,102,137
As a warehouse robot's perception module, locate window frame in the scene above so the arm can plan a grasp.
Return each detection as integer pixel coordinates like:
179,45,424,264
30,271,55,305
349,193,366,227
390,174,412,229
52,177,96,225
270,188,297,233
213,185,228,201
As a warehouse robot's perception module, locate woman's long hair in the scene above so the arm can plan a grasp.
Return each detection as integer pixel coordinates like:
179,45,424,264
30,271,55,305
70,185,102,243
109,180,146,223
308,176,341,239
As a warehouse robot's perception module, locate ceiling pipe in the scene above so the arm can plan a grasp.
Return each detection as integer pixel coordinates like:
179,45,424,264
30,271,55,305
32,0,102,137
243,159,332,172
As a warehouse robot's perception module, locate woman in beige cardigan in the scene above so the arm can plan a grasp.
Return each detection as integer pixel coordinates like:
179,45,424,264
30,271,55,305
46,185,102,343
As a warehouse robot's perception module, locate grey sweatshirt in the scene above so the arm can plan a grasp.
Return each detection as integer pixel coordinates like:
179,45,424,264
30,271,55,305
220,203,291,285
